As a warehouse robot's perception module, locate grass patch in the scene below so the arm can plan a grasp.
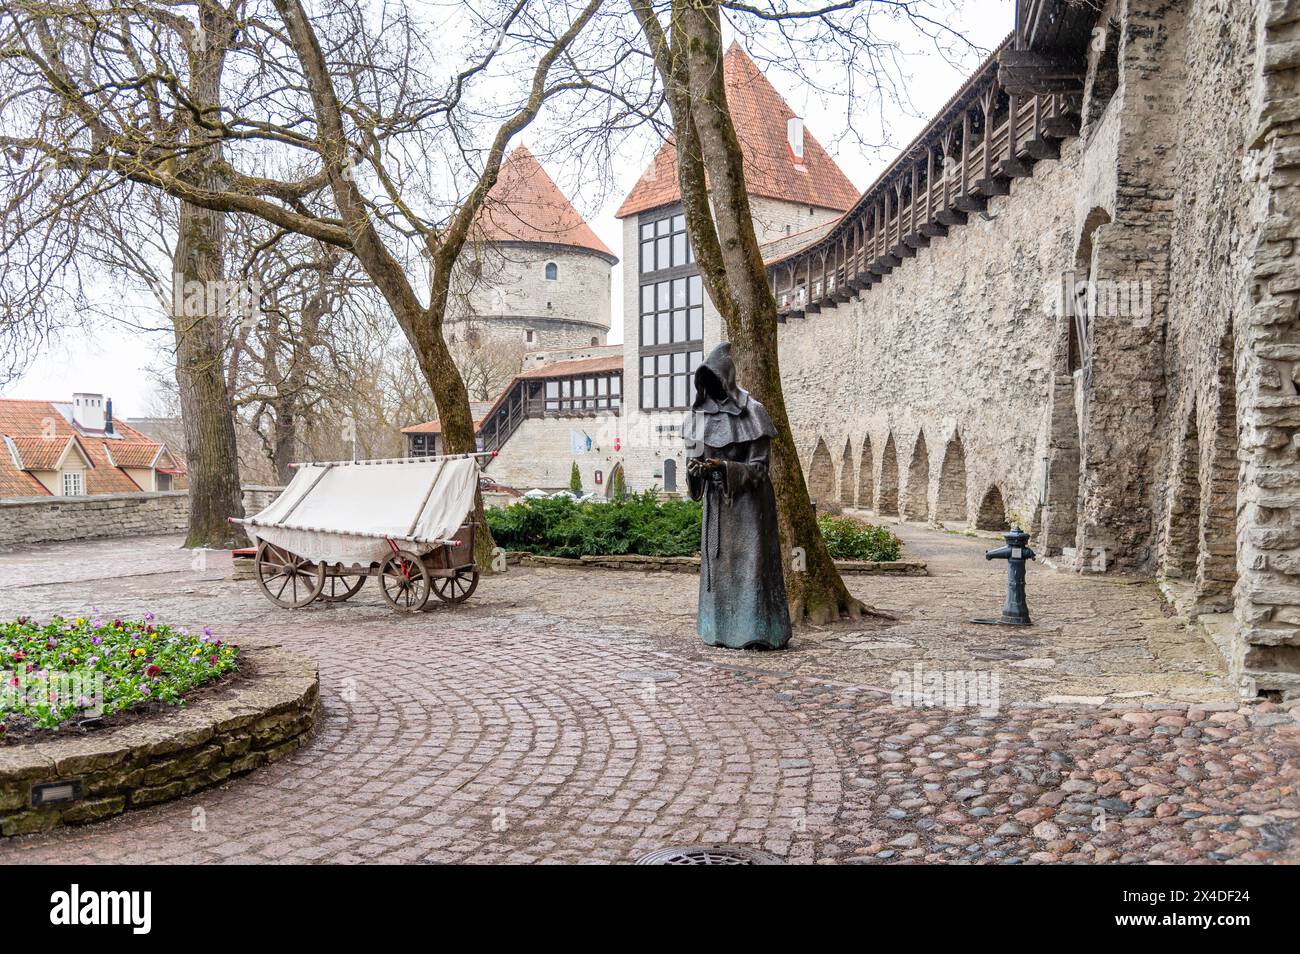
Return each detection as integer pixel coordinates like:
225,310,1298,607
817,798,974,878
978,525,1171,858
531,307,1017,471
487,492,903,562
0,614,238,738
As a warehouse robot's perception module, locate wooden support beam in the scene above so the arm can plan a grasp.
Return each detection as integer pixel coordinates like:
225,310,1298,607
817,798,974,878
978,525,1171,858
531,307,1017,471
1026,137,1060,160
998,156,1033,178
997,50,1086,95
1042,114,1080,139
979,87,995,184
973,176,1010,197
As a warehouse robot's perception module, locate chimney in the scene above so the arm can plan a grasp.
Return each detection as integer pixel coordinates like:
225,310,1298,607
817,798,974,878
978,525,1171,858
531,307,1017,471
787,116,805,160
71,392,106,432
105,397,114,435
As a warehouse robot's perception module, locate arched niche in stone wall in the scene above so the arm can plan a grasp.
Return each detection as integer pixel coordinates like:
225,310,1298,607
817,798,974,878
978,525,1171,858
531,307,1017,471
857,436,874,510
1162,401,1200,581
838,438,853,508
935,432,969,524
1196,332,1239,606
877,434,900,517
902,431,931,522
975,485,1009,532
806,437,839,515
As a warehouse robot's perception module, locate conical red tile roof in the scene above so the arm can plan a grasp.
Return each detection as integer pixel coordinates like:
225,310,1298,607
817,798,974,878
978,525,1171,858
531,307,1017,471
616,44,859,218
475,146,613,258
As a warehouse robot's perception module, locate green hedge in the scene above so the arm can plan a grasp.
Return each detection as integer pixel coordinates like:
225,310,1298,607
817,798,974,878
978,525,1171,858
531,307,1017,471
816,514,902,562
488,492,700,558
487,493,902,562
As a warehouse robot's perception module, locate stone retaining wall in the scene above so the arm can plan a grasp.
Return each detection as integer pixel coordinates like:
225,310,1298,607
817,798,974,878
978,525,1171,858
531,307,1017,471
0,647,318,836
0,491,190,549
0,487,284,550
507,551,928,575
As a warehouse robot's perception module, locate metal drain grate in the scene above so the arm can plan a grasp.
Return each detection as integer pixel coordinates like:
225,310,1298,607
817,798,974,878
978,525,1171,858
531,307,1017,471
635,845,784,865
617,669,679,683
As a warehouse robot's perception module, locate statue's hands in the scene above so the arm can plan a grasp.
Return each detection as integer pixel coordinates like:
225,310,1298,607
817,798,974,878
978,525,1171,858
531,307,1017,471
688,457,725,478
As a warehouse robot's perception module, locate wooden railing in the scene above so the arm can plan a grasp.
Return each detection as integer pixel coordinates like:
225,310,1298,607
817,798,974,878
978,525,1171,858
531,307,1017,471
768,35,1081,318
477,383,622,461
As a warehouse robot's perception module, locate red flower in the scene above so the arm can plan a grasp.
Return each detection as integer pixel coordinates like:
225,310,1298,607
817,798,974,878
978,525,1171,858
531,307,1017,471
209,655,218,666
12,651,23,662
145,664,161,679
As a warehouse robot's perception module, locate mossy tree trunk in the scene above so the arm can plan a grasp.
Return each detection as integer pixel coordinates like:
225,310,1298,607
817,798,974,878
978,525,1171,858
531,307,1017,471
631,0,867,624
174,1,245,549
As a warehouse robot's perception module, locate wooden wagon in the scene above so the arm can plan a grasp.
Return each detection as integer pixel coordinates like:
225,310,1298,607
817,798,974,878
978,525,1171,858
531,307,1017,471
233,453,490,613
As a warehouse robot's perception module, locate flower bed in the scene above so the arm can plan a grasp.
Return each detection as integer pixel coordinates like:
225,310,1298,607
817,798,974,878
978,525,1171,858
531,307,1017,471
0,614,238,742
487,492,903,562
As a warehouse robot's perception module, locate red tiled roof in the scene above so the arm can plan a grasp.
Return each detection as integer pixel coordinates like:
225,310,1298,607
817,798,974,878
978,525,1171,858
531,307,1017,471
401,402,498,436
0,398,178,497
103,440,164,468
616,44,859,218
517,354,623,379
402,355,626,436
474,146,614,258
8,435,88,471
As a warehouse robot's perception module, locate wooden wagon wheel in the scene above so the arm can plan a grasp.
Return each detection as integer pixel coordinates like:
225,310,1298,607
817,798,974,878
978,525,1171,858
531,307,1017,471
319,567,367,602
379,550,431,612
432,566,480,604
255,540,325,608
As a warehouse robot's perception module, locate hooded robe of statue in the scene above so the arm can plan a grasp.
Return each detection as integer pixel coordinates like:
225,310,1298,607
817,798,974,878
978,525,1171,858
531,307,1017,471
682,343,792,650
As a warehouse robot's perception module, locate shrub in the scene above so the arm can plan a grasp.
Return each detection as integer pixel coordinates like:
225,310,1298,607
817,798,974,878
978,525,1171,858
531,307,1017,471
569,461,582,494
0,614,238,738
488,493,903,562
817,514,903,562
487,491,701,558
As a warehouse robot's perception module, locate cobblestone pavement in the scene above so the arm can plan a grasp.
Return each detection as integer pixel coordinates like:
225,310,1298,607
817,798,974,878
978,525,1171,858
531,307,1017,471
0,528,1296,864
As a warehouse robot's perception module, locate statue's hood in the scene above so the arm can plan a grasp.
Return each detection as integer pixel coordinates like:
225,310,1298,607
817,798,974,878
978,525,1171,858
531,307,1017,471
692,343,746,415
682,343,776,451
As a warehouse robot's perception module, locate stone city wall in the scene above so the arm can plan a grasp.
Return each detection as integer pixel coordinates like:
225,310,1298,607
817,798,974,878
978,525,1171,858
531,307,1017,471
0,488,283,549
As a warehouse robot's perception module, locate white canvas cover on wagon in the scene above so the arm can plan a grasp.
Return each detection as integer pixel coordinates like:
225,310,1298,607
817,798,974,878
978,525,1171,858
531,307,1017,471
241,456,480,567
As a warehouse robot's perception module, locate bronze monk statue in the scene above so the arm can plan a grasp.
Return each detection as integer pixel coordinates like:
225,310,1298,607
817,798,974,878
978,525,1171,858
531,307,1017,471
682,343,792,650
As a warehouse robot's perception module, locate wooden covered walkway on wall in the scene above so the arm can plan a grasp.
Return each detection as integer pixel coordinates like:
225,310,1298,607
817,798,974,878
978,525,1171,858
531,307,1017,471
767,28,1090,319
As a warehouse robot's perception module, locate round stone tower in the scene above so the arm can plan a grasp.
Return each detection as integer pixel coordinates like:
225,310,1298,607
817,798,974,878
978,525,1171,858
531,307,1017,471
452,145,616,352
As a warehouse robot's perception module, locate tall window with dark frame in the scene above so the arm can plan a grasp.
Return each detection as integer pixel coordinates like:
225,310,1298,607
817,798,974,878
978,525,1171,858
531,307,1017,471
638,209,704,411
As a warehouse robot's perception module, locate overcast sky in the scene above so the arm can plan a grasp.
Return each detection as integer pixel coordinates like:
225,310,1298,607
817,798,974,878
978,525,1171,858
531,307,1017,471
4,0,1012,417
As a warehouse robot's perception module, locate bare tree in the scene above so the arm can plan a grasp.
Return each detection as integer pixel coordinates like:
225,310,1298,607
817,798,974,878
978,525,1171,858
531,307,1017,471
0,0,630,566
0,2,248,546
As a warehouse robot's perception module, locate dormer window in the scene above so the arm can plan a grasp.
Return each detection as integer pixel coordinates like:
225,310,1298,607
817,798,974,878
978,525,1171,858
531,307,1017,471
62,471,83,496
545,262,558,281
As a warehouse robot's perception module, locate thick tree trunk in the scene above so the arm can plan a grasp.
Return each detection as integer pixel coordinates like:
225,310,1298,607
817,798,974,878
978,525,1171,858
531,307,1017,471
172,199,245,549
271,393,296,484
172,1,244,549
637,0,866,624
421,274,496,571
